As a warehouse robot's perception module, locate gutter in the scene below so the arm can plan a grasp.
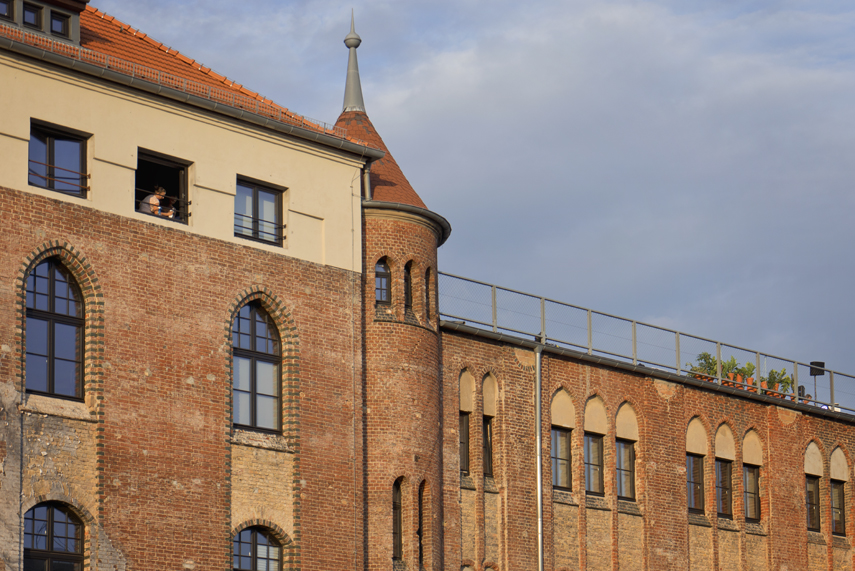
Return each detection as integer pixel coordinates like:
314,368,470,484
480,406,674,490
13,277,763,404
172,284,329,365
363,200,452,246
440,320,855,424
0,37,386,162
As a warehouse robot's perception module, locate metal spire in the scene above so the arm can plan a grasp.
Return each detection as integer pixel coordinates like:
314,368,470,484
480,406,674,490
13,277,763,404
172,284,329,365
342,11,366,113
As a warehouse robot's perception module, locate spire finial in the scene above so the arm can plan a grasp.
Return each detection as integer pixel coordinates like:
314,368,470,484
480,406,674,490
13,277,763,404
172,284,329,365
342,11,366,112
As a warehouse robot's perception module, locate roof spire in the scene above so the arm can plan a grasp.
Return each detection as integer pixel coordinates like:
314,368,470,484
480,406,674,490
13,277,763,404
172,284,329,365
342,11,366,113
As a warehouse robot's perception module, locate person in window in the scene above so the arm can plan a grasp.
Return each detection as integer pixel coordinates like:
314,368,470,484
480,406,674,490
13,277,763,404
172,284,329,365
140,184,175,218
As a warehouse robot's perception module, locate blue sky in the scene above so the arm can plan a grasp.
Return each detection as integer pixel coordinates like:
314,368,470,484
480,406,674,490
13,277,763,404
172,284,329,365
97,1,855,402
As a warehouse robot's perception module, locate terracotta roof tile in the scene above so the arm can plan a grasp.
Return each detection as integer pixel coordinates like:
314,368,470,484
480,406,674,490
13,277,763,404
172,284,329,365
335,111,426,209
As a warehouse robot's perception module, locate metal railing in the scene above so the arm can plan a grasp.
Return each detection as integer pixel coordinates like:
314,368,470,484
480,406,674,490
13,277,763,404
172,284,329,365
0,21,358,144
28,160,89,193
438,271,855,415
233,213,285,245
135,190,190,223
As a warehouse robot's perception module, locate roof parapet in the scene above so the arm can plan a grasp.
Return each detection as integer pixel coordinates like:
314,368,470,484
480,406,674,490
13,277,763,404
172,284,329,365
342,12,366,113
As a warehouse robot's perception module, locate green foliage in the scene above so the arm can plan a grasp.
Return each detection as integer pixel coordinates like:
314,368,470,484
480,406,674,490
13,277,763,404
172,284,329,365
687,352,717,377
687,352,756,380
762,368,794,394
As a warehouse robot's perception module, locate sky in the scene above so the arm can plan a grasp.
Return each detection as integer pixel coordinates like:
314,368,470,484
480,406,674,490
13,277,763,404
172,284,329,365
96,1,855,402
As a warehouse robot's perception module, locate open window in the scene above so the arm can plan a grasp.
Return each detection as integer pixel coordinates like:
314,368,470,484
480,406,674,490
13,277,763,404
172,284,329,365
135,150,190,223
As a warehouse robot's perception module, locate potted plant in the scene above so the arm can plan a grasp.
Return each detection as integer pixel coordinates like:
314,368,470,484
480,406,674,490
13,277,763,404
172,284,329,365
735,362,757,392
687,352,718,383
687,353,756,389
761,368,793,398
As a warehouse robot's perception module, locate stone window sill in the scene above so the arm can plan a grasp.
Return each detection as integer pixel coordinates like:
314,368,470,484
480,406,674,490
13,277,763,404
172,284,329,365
586,495,611,511
552,489,578,506
231,428,293,452
688,512,711,527
618,500,642,517
18,393,96,423
717,518,740,532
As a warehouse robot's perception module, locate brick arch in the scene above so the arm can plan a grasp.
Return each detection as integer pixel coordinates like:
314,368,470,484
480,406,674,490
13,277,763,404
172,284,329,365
15,242,105,406
22,495,97,527
230,519,295,548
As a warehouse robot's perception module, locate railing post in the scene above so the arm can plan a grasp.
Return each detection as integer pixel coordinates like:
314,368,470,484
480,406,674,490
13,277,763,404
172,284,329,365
676,333,681,374
540,297,546,344
756,352,761,393
716,343,722,382
793,361,798,390
830,371,836,408
491,286,497,333
632,321,637,365
587,310,593,356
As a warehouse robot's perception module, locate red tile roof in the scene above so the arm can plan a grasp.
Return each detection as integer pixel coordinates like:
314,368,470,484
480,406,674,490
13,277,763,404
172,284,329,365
336,111,426,209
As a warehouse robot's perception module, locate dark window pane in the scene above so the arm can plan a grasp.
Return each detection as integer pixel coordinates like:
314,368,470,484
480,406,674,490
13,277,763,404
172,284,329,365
54,323,78,361
233,304,281,430
585,434,604,494
234,391,251,426
50,562,79,571
27,317,49,356
52,139,82,193
255,395,277,430
51,13,69,36
24,559,46,571
235,184,253,237
29,132,48,187
53,360,78,397
0,2,11,19
23,5,40,27
256,361,276,395
26,354,49,393
459,412,469,473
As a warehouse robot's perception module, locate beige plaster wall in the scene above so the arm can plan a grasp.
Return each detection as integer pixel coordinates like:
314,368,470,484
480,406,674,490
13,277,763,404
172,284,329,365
615,403,638,440
551,390,575,429
0,52,365,272
715,424,735,461
831,447,849,481
805,442,823,476
584,397,607,434
460,370,474,413
743,431,763,466
483,374,497,417
687,418,708,455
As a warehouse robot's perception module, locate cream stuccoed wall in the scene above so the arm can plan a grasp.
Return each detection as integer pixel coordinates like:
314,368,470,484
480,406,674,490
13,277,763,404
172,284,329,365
0,51,366,272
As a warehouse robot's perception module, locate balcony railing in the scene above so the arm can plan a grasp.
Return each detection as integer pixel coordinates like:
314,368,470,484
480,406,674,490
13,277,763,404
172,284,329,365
438,271,855,415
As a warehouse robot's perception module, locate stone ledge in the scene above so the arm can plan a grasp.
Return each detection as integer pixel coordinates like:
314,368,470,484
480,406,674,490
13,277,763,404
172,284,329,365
18,393,96,423
808,531,827,545
484,476,499,494
617,500,642,517
552,489,578,506
230,429,293,453
460,473,476,491
688,512,711,527
745,522,767,536
833,535,850,549
585,495,610,511
717,518,739,532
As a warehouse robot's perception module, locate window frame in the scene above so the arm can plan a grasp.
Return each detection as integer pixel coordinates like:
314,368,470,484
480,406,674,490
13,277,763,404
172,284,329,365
616,438,635,501
424,268,431,320
23,3,42,29
25,258,84,400
584,432,604,496
716,458,733,518
744,464,761,522
29,122,89,197
232,302,281,433
417,481,425,567
232,526,282,571
404,262,413,309
392,478,403,561
686,453,705,513
24,502,84,570
832,479,846,536
135,150,191,223
375,260,391,305
483,415,494,477
234,179,284,246
551,426,572,490
806,475,821,531
50,10,69,37
0,0,13,22
459,411,470,475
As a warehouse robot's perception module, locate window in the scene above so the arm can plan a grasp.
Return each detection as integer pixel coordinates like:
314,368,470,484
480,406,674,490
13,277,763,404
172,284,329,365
551,427,571,490
459,412,470,474
744,465,761,521
23,3,41,28
483,415,494,477
50,11,69,37
26,258,83,399
806,475,820,531
392,478,403,561
584,433,604,495
375,260,391,305
616,439,635,500
424,269,431,320
232,303,280,431
29,123,88,196
24,502,83,570
417,482,425,567
234,180,283,245
686,454,704,513
233,527,281,571
0,1,13,21
404,262,413,309
716,459,733,518
832,480,846,536
135,151,189,223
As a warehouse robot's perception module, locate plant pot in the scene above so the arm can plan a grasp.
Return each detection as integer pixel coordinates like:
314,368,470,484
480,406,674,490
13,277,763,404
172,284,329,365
746,377,757,393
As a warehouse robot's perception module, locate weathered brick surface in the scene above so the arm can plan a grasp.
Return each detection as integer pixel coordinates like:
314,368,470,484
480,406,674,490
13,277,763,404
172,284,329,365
809,542,826,570
585,508,611,571
718,529,740,570
835,547,852,571
553,502,579,570
689,525,713,570
618,513,643,571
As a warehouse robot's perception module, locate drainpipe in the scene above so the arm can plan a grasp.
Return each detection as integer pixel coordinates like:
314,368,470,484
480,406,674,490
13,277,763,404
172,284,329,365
535,344,544,571
362,160,373,200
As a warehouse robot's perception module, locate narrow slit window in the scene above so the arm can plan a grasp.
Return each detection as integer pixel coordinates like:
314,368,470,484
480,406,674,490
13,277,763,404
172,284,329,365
584,433,604,495
375,260,391,305
832,480,846,536
232,303,281,432
744,465,761,521
616,439,635,500
392,479,403,561
806,475,820,531
716,459,732,518
483,415,494,477
424,268,431,320
687,454,704,513
551,426,571,490
459,412,470,474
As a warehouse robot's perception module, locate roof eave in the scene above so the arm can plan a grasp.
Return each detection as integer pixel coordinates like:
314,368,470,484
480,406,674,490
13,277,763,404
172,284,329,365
363,199,452,246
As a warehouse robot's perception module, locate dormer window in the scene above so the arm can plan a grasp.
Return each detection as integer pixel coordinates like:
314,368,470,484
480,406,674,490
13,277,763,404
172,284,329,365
50,11,69,37
0,1,13,21
23,3,42,29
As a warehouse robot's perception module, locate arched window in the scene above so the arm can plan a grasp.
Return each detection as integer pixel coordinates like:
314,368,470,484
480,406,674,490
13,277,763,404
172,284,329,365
615,403,638,501
26,258,83,399
233,527,281,571
392,478,403,561
232,302,280,431
686,418,708,513
584,397,608,495
375,259,391,305
551,389,575,490
404,262,413,309
24,502,84,569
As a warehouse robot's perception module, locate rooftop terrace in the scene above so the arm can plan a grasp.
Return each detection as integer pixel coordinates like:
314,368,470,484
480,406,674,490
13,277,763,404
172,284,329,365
438,271,855,418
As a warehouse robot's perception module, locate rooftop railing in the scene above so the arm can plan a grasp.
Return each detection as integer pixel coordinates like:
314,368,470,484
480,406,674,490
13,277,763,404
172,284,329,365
438,271,855,415
0,22,358,144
